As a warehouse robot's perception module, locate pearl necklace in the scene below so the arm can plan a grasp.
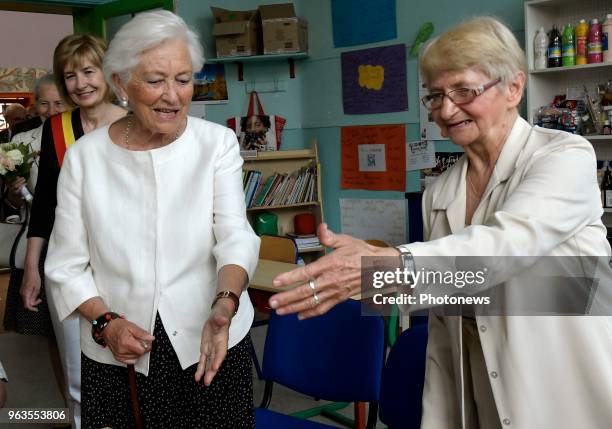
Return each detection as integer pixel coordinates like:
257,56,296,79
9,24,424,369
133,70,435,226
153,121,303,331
123,115,183,149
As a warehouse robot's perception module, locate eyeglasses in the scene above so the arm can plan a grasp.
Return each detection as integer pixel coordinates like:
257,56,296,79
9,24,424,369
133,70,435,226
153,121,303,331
421,78,502,110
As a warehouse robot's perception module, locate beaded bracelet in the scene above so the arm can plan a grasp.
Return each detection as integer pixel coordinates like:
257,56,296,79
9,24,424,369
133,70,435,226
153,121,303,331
91,312,124,347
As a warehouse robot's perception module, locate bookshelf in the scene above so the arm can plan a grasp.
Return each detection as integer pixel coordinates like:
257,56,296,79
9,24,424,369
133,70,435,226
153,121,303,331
242,140,325,259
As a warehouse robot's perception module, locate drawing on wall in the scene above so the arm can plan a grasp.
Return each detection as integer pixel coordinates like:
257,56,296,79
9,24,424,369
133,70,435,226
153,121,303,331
406,140,436,171
420,152,464,191
331,0,397,47
419,71,445,140
341,124,406,191
192,63,228,104
0,68,48,92
341,44,408,114
340,198,406,246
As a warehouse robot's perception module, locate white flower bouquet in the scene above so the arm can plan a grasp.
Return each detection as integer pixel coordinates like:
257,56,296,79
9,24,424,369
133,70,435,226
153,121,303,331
0,142,38,202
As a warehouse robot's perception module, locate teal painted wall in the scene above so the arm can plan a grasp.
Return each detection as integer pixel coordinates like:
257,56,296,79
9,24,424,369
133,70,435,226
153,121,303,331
176,0,526,237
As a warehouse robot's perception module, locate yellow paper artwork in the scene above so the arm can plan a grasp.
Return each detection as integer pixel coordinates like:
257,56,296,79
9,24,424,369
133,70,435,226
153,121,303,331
357,65,385,90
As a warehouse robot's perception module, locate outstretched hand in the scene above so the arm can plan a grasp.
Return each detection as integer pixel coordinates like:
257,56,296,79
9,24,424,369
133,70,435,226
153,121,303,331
195,299,234,386
269,223,399,319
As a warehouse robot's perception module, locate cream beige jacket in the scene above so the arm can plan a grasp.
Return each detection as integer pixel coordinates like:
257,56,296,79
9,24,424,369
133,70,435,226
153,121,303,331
401,117,612,429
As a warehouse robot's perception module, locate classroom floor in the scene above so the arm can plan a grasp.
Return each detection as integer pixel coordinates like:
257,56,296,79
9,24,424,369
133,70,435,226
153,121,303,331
0,273,383,429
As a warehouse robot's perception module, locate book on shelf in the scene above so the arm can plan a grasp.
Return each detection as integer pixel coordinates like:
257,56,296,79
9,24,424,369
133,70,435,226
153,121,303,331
286,233,320,248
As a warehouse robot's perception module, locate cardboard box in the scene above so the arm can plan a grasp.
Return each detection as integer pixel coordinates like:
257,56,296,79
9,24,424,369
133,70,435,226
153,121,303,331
211,7,261,57
259,3,308,54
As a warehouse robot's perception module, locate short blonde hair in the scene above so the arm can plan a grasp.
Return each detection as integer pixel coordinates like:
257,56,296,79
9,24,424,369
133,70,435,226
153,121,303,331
419,16,526,87
53,34,112,106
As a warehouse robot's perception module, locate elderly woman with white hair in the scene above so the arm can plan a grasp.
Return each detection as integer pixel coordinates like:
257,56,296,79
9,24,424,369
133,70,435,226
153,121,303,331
45,10,259,429
270,17,612,429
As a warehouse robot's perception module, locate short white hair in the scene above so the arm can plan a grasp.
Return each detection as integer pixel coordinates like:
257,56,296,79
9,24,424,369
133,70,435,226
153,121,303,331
103,10,204,97
420,16,526,88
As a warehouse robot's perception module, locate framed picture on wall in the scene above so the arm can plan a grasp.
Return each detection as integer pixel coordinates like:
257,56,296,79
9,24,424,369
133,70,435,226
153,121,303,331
192,63,228,104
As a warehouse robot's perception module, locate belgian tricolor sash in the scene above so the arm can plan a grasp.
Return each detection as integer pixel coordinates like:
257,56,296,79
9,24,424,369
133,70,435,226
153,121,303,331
50,110,76,168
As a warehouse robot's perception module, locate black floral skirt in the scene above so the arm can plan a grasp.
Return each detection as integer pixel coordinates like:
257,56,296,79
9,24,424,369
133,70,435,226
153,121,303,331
82,314,255,429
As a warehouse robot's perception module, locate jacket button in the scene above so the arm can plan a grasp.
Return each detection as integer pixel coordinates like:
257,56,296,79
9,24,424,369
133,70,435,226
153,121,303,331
490,371,498,378
479,325,487,332
503,418,511,425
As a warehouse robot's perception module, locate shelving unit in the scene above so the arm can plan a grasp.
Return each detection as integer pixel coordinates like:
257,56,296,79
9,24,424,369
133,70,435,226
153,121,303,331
242,140,325,260
525,0,612,158
525,0,612,228
207,52,308,81
524,0,612,126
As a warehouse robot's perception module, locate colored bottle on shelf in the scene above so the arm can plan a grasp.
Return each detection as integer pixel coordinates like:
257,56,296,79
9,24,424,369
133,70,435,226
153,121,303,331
576,19,589,65
603,166,612,208
547,25,562,67
588,18,603,63
603,14,612,63
534,26,549,70
562,23,576,66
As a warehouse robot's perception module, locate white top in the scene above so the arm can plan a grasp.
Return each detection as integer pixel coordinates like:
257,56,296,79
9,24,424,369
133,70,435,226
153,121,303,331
45,117,260,375
0,360,6,381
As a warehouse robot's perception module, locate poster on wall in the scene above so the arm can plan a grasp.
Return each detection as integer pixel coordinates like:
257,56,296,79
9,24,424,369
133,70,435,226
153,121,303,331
192,63,228,104
341,44,408,114
341,124,406,191
418,71,444,140
340,198,406,246
406,140,436,171
420,152,464,191
331,0,397,47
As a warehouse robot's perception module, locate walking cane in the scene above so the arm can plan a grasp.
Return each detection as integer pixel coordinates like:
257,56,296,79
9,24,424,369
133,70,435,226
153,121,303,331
127,364,144,429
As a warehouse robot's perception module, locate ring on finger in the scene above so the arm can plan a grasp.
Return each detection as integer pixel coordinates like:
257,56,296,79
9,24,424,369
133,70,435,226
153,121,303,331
308,279,316,290
312,291,320,306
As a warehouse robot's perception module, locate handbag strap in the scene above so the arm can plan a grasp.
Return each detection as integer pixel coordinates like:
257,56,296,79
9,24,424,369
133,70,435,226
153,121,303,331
50,110,77,168
9,204,28,270
246,91,266,116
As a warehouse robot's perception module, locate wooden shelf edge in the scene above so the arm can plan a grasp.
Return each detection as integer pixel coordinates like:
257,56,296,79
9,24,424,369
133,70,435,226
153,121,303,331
248,202,319,211
242,149,316,161
207,52,308,63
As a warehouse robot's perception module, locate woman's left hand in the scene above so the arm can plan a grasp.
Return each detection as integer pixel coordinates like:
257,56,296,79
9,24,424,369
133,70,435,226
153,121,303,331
195,299,234,386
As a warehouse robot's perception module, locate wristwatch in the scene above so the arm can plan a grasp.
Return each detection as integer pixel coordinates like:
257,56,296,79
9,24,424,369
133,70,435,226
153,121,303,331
395,245,415,272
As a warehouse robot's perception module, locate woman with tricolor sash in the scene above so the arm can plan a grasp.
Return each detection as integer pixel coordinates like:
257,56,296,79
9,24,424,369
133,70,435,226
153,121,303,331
19,34,126,429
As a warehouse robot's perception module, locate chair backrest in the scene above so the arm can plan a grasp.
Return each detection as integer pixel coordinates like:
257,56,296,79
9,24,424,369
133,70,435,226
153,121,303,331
262,300,385,403
379,323,429,429
259,234,298,264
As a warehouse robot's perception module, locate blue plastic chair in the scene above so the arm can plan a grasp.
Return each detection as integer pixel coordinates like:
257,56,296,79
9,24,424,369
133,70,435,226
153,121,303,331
255,300,385,429
379,323,429,429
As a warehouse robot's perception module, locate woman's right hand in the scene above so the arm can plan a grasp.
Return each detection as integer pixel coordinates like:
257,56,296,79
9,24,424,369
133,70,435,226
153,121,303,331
20,267,42,312
102,318,155,365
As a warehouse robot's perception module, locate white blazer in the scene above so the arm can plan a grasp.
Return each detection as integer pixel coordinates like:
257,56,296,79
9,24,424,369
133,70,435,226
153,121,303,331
45,117,260,375
402,117,612,428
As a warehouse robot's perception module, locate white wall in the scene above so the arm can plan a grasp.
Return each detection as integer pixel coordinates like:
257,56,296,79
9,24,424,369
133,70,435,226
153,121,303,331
0,10,73,70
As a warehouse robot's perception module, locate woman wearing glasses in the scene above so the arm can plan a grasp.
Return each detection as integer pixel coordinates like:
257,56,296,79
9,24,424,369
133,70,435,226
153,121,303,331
269,17,612,428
